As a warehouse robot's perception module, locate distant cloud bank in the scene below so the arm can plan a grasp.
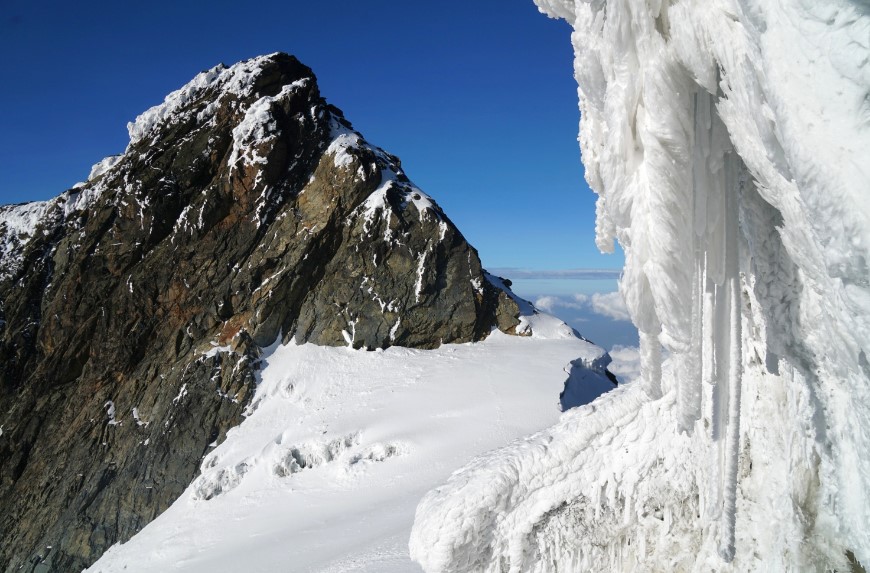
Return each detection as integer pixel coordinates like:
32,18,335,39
534,291,631,322
587,291,631,321
488,268,621,280
607,345,641,383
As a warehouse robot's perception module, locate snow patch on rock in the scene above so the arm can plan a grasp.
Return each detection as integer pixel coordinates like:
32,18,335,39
0,201,51,281
87,155,123,182
326,116,363,168
228,78,310,170
127,54,286,148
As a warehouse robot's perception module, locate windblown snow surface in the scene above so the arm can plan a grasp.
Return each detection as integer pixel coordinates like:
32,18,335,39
86,311,617,573
410,1,870,571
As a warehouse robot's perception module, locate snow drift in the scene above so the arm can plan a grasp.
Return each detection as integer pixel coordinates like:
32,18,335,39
411,1,870,570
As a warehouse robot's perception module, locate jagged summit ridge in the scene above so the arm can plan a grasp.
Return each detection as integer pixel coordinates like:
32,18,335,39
126,53,287,148
0,52,522,573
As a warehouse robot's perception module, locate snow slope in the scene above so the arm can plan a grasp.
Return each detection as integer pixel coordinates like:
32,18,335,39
87,311,616,573
411,1,870,571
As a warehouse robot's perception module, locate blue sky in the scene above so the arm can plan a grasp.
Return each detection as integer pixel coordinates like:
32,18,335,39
0,0,624,272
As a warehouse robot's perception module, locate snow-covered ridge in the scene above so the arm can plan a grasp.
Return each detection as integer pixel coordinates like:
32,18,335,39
326,114,409,178
127,53,287,148
325,115,363,169
87,155,123,182
1,53,326,282
0,201,50,240
0,171,124,283
330,114,448,239
5,51,565,570
0,201,50,281
0,54,283,277
411,0,870,570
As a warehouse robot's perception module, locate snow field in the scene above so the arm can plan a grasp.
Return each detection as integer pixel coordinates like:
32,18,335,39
87,312,615,572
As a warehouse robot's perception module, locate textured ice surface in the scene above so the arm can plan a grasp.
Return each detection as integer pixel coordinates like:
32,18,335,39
411,1,870,571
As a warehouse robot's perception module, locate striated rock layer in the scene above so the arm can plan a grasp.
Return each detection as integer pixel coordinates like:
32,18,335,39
0,53,520,572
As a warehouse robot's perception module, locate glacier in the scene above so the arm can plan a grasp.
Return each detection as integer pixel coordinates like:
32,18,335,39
410,0,870,571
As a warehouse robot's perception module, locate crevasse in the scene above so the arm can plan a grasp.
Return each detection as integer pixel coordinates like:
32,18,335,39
409,0,870,570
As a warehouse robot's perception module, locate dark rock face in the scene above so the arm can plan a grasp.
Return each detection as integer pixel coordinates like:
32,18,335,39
0,53,520,573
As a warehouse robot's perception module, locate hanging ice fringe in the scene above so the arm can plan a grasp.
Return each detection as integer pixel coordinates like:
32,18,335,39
411,0,870,570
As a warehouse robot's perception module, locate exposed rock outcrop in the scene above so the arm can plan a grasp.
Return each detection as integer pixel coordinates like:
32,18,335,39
0,53,520,572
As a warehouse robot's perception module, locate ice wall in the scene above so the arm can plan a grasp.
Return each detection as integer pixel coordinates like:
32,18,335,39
410,0,870,570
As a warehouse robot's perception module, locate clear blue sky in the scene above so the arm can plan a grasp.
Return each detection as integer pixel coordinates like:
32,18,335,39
0,0,624,271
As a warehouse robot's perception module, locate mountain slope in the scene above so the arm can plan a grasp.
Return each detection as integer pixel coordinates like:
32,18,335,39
0,53,523,573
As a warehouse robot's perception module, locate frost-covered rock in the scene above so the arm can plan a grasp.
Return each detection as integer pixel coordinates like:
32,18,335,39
0,53,522,573
411,1,870,571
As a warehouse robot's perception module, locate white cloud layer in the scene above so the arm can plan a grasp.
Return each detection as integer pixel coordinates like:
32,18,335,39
607,345,641,383
534,291,631,322
489,268,621,280
589,291,631,321
534,295,586,313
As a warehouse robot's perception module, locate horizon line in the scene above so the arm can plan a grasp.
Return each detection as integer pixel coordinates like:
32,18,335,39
487,268,622,280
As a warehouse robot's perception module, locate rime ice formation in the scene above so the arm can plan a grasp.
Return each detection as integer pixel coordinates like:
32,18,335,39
410,1,870,571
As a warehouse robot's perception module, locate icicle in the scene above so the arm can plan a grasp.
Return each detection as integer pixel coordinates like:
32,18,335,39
594,481,603,520
679,241,705,432
640,331,663,399
718,153,743,562
701,273,716,391
701,269,721,522
699,95,733,534
693,93,710,236
678,90,710,433
705,124,733,529
707,173,726,286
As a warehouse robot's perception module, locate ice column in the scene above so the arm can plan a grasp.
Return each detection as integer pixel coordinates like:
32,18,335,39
686,92,746,560
719,152,743,560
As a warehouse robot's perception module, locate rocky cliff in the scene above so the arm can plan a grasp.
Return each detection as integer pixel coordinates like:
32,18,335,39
0,53,521,573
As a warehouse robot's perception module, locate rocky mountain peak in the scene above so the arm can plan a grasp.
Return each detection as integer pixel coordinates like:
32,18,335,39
0,52,523,572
